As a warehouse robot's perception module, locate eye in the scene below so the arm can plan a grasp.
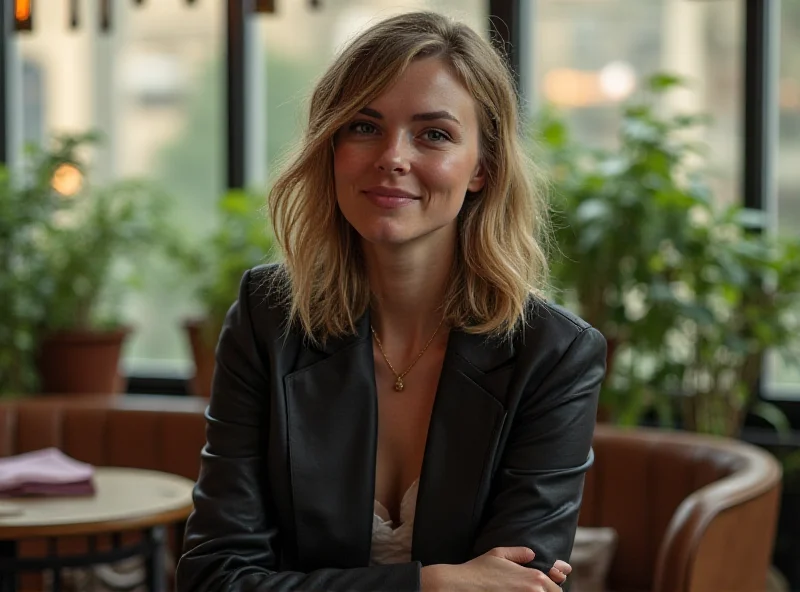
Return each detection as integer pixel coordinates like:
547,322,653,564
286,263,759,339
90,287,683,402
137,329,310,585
423,129,452,143
349,121,378,135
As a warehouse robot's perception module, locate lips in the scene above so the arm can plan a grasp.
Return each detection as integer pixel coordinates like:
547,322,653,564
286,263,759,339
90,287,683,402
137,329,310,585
362,186,419,209
362,186,419,199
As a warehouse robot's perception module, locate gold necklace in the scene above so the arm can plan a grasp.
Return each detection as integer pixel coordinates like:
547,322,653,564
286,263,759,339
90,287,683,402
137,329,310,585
370,317,445,392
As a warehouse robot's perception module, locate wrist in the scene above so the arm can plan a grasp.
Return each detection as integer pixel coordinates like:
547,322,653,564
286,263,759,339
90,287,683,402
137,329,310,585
420,564,450,592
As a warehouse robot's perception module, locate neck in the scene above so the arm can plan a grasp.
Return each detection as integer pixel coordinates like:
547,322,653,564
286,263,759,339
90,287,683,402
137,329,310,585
363,232,455,349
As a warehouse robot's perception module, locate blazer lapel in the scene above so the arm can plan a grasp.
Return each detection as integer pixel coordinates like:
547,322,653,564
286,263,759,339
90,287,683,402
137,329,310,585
412,329,516,565
284,312,377,570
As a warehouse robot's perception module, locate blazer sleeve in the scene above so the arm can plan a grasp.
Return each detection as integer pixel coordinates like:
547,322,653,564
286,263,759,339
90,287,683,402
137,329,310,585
470,326,607,575
176,269,421,592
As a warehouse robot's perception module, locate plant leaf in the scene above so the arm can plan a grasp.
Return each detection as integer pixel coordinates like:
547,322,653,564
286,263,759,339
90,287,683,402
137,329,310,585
751,400,791,436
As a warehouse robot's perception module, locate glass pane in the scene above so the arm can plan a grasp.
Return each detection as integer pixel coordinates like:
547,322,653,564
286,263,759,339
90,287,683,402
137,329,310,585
256,0,488,181
114,2,224,377
769,0,800,396
527,0,743,206
14,0,224,377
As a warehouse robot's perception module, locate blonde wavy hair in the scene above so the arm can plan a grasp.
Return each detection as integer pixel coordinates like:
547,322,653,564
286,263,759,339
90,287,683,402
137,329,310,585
268,11,550,344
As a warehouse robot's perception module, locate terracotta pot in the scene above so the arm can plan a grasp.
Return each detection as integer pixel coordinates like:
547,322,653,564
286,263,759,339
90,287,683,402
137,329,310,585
596,335,618,424
595,404,613,424
605,336,618,378
37,328,130,395
184,319,219,398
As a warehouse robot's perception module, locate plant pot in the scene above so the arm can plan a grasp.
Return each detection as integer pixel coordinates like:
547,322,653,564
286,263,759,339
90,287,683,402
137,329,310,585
596,404,613,423
184,319,220,398
37,328,130,395
604,336,618,379
594,335,619,424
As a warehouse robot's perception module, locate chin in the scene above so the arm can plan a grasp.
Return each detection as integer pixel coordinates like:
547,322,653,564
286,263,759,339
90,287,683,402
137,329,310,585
358,225,415,246
355,215,460,248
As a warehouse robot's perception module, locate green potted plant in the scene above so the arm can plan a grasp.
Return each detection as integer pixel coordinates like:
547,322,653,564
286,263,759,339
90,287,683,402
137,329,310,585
0,133,97,396
643,203,800,436
540,74,800,435
28,135,183,395
540,74,711,422
182,189,277,397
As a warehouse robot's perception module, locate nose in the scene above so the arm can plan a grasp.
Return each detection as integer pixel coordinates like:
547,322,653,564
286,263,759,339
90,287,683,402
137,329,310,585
374,134,411,175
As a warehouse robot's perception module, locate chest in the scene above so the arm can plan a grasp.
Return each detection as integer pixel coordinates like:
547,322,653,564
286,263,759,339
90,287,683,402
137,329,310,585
276,328,516,568
372,342,445,522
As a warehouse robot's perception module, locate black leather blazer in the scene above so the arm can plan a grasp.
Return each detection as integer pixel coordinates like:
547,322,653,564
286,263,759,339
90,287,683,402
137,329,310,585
176,264,607,592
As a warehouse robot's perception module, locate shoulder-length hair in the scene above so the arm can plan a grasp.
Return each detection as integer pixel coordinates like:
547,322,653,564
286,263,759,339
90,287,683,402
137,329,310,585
268,10,550,344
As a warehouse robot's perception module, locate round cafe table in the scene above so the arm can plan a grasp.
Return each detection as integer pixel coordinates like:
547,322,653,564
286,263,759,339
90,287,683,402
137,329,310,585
0,467,194,592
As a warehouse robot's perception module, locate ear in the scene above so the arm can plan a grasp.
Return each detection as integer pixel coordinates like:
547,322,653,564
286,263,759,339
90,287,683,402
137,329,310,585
467,161,487,193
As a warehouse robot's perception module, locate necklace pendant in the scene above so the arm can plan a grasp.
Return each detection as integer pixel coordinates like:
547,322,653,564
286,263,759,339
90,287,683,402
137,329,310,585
394,377,405,392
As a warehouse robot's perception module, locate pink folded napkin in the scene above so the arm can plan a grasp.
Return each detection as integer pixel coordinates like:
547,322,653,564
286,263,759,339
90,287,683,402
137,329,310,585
0,448,95,497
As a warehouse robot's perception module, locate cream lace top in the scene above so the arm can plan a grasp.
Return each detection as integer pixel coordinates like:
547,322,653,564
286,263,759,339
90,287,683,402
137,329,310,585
370,479,419,565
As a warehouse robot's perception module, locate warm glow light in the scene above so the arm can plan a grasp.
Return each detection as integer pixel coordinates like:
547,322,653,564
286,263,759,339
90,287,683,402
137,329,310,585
780,78,800,111
544,65,637,107
599,61,637,101
51,164,83,197
543,69,605,108
15,0,31,21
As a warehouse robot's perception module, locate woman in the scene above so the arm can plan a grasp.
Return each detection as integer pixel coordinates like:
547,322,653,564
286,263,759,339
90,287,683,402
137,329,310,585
177,11,606,592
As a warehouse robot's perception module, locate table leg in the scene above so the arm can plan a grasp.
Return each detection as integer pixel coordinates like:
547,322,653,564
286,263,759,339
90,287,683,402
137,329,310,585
47,538,61,592
0,540,17,592
144,526,166,592
174,520,186,556
50,570,61,592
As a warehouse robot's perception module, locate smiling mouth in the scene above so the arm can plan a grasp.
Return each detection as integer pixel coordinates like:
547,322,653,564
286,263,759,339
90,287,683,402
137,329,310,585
362,190,418,209
362,186,419,199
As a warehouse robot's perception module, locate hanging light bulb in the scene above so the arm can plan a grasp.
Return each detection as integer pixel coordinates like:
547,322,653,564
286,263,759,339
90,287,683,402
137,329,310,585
69,0,79,29
254,0,275,13
14,0,33,32
99,0,111,32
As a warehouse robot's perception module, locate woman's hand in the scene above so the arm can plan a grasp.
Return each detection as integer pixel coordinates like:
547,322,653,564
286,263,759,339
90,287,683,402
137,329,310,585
421,547,571,592
550,559,572,586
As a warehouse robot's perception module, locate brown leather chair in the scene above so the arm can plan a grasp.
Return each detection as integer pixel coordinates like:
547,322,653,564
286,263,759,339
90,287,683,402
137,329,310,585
582,424,783,592
0,397,783,592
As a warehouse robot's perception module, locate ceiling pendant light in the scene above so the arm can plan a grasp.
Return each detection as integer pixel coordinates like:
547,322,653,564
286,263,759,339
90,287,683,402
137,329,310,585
99,0,111,32
14,0,33,32
69,0,80,29
251,1,323,16
254,0,275,14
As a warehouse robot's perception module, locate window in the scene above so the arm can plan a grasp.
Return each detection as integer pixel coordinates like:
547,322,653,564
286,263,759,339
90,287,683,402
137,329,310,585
12,0,224,379
21,60,44,146
525,0,743,207
768,0,800,396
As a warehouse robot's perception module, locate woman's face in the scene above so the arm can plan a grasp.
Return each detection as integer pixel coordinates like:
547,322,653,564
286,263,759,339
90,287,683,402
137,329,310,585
333,57,486,249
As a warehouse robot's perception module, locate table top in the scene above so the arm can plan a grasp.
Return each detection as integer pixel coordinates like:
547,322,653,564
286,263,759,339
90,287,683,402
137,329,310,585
0,467,195,539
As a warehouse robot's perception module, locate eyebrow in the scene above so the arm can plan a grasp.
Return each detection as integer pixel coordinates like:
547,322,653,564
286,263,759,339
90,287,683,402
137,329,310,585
358,107,461,125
